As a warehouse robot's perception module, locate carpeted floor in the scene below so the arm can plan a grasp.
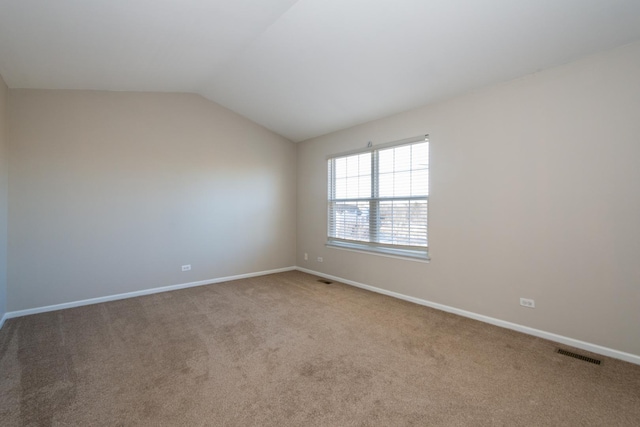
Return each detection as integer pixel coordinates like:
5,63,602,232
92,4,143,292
1,270,639,426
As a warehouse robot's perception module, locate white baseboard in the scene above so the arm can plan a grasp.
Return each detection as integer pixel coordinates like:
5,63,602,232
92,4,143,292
3,265,638,366
296,267,640,366
3,266,296,321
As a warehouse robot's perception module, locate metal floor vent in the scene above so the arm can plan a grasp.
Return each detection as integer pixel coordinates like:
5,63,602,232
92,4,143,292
317,279,333,284
556,348,602,365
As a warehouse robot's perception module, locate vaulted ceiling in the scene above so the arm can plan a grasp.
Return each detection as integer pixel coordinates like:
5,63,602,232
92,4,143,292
1,0,640,142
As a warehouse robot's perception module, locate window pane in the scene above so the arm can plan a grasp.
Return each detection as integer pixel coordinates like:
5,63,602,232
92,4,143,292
412,143,428,170
358,175,371,198
330,152,372,200
378,142,428,198
378,172,394,197
393,145,411,172
379,149,394,174
328,201,370,241
334,157,347,178
358,153,371,176
335,177,347,199
377,200,427,246
346,155,360,177
346,176,361,198
393,171,411,197
411,169,429,196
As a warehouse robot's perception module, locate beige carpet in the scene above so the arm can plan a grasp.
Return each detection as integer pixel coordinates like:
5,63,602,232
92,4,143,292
1,270,639,426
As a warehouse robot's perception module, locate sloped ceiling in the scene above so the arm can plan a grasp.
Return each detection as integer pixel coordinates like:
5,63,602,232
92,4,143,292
1,0,640,142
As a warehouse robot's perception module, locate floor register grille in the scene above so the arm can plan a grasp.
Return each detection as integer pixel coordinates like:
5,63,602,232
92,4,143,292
557,348,602,365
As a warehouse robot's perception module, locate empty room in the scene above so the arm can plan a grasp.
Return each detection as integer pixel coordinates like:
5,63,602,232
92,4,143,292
1,0,640,425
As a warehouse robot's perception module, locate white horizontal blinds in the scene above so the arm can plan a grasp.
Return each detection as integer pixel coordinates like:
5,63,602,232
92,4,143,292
328,152,372,243
328,136,429,254
375,142,429,247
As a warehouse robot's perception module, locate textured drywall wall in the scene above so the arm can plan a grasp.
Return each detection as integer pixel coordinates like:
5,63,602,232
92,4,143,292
8,90,296,311
297,42,640,356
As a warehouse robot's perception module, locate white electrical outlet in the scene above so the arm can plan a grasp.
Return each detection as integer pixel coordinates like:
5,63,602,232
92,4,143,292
520,297,535,308
317,257,323,262
182,264,191,272
304,253,308,261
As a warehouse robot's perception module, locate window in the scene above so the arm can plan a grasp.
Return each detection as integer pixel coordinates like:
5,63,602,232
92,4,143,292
327,135,429,260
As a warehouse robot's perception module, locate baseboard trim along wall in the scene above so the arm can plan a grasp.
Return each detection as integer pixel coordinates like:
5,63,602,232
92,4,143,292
2,266,296,322
3,265,638,366
295,267,640,366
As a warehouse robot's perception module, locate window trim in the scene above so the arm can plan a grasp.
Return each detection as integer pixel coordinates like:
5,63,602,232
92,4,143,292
326,135,430,261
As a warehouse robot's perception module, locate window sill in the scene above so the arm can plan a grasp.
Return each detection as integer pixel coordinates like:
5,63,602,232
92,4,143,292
326,241,430,263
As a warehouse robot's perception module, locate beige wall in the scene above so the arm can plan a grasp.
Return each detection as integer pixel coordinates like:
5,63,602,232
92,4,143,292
297,42,640,356
0,73,7,320
8,90,296,311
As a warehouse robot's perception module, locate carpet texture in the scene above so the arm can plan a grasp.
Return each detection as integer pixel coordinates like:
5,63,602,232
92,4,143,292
0,270,639,426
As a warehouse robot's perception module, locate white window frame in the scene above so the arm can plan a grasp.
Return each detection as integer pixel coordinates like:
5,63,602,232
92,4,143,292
327,135,430,261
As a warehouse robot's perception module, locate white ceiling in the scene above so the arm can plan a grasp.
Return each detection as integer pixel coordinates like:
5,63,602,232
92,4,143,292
1,0,640,142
